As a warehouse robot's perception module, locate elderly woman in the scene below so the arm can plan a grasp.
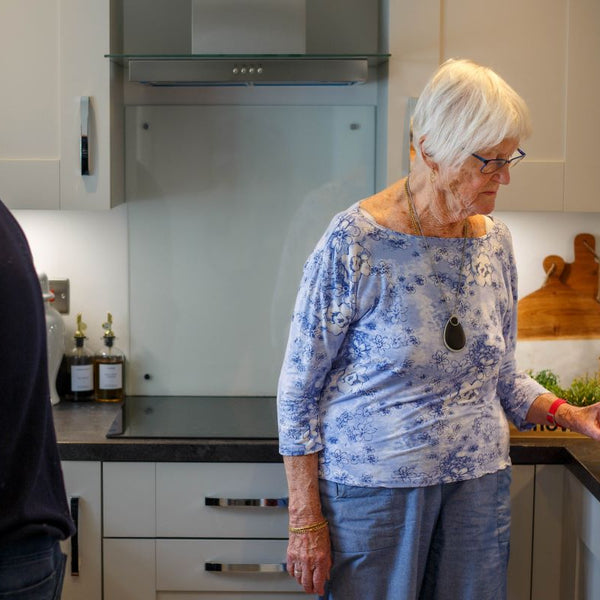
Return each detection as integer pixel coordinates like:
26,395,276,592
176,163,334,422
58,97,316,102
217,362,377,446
277,58,600,600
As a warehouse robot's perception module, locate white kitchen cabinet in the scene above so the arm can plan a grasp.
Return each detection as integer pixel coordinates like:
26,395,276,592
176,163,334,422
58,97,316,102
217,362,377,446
103,461,156,537
387,0,600,213
508,465,571,600
103,462,311,599
511,464,600,600
0,0,123,210
508,465,535,600
60,461,102,600
561,470,600,599
72,459,592,599
101,461,540,599
530,465,565,600
104,539,156,600
564,0,600,212
441,0,567,212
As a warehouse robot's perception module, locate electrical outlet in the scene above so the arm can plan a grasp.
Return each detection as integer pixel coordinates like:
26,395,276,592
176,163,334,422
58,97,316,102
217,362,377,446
48,279,70,314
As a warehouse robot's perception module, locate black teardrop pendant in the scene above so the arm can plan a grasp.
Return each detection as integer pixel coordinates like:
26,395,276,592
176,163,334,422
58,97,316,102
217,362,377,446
443,316,466,352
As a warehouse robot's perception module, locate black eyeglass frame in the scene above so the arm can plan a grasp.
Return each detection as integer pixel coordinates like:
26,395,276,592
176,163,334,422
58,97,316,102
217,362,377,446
471,148,526,174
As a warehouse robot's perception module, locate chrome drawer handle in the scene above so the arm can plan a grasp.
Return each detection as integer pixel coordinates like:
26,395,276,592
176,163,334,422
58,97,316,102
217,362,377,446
205,562,286,573
204,496,288,508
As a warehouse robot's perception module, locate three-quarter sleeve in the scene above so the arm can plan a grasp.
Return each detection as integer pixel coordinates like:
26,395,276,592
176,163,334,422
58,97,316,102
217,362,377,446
495,234,548,429
277,218,366,455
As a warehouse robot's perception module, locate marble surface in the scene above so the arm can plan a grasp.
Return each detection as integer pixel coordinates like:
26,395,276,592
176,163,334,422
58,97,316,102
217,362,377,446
52,401,600,500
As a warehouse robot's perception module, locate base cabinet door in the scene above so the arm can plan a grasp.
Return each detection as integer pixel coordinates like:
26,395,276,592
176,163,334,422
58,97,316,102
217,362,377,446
507,465,535,600
561,470,600,599
104,539,156,600
530,465,565,600
60,461,102,600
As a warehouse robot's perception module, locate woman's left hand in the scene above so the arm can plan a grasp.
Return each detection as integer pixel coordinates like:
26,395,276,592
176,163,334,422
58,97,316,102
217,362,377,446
558,402,600,440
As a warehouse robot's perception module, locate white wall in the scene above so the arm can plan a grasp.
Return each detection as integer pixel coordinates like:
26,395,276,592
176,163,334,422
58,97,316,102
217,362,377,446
12,205,600,390
13,207,130,359
500,211,600,385
11,0,599,392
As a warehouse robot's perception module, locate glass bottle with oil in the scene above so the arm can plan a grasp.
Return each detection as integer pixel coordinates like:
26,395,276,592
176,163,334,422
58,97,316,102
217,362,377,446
94,313,125,402
65,313,94,402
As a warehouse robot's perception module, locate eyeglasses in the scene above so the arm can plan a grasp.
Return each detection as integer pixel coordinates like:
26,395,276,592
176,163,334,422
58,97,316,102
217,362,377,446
471,148,526,174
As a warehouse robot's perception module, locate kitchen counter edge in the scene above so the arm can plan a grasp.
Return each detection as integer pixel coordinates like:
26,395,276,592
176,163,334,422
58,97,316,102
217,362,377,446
53,402,600,502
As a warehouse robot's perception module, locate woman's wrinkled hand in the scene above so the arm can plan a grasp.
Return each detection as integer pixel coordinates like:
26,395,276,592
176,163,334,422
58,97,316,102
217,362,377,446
286,525,332,595
559,402,600,441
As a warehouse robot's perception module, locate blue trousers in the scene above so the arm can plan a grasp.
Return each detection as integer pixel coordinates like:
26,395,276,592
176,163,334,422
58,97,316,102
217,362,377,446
0,536,66,599
319,468,511,600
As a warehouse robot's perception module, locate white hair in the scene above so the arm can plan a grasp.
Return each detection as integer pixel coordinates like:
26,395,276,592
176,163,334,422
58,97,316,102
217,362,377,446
411,59,532,169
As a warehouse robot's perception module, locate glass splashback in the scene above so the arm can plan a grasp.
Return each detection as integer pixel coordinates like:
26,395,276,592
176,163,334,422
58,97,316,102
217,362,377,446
126,105,375,395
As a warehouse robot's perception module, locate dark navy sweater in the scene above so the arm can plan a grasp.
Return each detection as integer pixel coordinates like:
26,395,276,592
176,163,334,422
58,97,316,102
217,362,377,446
0,200,75,545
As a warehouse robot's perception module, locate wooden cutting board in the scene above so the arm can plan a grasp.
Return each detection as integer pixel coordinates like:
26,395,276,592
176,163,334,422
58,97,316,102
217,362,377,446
517,233,600,339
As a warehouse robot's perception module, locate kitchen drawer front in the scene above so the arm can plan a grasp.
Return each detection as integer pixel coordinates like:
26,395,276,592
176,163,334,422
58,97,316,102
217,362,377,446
104,462,156,537
157,539,302,593
156,463,289,538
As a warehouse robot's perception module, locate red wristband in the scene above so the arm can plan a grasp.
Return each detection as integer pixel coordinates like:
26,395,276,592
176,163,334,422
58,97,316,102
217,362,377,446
546,398,567,426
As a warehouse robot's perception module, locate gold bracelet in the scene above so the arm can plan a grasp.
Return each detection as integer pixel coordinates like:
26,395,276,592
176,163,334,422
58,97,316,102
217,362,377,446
288,519,329,534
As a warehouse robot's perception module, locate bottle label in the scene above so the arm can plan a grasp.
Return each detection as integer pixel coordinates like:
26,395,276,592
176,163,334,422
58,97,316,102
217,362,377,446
71,364,93,392
99,363,123,390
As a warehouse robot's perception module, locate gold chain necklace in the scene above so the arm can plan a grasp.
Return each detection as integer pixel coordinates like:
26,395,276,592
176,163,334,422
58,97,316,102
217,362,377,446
404,176,468,352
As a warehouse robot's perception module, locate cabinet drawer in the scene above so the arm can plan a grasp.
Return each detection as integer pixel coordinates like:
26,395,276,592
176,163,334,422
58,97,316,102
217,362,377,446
156,463,289,537
157,539,300,593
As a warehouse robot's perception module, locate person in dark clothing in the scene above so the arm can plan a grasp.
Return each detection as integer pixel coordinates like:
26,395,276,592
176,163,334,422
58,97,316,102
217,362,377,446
0,199,75,597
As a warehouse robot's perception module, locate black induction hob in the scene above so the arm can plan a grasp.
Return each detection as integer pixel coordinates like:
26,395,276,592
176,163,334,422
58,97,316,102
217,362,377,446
106,396,278,439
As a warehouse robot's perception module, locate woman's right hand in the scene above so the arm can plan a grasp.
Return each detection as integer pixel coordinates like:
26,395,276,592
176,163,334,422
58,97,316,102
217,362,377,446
287,524,332,595
282,454,331,594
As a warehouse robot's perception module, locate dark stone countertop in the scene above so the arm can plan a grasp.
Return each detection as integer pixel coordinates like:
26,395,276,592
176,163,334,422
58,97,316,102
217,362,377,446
53,401,281,463
53,401,600,501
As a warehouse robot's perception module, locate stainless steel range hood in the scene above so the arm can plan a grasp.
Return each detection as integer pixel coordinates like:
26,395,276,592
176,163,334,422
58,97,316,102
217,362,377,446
108,0,389,86
123,56,379,87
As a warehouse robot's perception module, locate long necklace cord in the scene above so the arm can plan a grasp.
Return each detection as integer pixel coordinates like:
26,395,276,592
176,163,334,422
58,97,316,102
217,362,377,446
404,176,467,352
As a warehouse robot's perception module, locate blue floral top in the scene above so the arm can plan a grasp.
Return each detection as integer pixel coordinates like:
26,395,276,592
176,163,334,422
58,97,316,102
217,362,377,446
277,203,547,488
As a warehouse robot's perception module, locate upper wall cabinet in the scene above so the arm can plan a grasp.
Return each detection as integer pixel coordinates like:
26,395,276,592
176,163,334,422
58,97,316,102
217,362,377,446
387,0,600,213
0,0,123,210
564,0,600,213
